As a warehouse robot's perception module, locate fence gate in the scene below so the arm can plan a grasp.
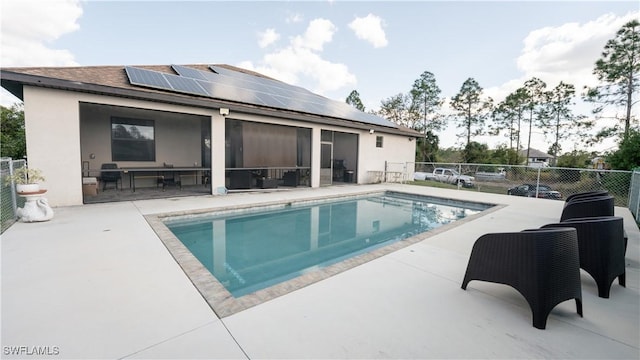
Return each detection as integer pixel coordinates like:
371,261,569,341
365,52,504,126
384,161,407,183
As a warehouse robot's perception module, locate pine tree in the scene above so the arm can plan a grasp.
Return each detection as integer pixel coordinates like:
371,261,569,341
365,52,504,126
450,78,493,147
345,90,366,112
584,19,640,141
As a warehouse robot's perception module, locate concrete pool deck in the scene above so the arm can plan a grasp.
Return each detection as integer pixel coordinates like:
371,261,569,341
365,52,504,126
1,184,639,359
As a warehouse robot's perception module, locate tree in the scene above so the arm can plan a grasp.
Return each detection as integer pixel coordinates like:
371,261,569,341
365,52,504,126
584,19,640,141
1,103,26,159
556,150,595,168
378,93,415,128
409,71,444,164
450,78,493,147
462,141,490,164
416,130,439,162
490,144,519,165
346,90,366,111
607,128,640,170
409,71,444,133
437,147,463,163
491,87,528,163
522,77,547,163
540,82,593,160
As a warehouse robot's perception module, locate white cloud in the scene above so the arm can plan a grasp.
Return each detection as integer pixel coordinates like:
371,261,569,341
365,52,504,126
258,28,280,48
286,12,303,24
348,14,388,48
507,11,639,96
1,0,83,106
292,18,337,51
476,11,640,153
1,0,82,67
240,18,356,96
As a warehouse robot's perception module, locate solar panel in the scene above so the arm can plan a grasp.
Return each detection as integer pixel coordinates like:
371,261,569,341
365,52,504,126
164,74,209,97
170,65,208,81
126,67,171,89
127,65,398,128
174,65,219,83
125,66,209,97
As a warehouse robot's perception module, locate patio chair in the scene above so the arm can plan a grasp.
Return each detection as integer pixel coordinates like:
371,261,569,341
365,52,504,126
541,216,626,298
100,163,121,191
283,170,299,187
461,227,582,330
560,195,614,221
564,190,609,205
157,164,178,190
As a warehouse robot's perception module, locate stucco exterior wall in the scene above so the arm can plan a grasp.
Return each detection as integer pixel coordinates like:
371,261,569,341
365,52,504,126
24,87,83,207
357,131,415,183
21,86,415,206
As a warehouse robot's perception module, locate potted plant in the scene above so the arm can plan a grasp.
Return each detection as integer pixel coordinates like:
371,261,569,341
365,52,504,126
5,167,45,193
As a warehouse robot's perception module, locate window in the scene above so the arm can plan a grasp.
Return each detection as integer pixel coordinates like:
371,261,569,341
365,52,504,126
111,117,155,161
321,130,333,142
376,135,383,148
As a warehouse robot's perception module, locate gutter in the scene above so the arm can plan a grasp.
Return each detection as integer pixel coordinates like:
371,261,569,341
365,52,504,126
0,70,419,138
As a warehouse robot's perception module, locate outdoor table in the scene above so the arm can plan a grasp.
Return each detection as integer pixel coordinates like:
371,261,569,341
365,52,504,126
95,167,210,191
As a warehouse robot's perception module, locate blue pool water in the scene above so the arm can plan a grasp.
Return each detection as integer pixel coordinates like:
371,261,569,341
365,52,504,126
165,192,491,297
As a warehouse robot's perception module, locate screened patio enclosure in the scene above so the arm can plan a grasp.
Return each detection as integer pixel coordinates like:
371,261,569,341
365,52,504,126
79,103,211,199
225,119,312,189
321,130,358,186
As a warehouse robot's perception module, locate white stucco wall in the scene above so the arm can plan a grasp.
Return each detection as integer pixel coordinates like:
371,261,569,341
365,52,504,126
357,131,416,183
21,86,415,206
24,87,83,207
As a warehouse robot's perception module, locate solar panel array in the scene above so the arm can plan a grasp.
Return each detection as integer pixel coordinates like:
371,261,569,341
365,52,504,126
125,65,397,128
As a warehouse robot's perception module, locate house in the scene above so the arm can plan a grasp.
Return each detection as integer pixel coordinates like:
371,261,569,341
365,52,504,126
519,148,554,167
591,156,610,170
1,64,418,206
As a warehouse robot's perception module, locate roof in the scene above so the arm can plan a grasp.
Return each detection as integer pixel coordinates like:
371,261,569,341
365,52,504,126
519,148,554,159
0,64,420,137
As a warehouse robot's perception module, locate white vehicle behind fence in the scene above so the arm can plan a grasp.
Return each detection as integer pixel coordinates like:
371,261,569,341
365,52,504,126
475,168,506,181
414,167,475,187
528,161,549,168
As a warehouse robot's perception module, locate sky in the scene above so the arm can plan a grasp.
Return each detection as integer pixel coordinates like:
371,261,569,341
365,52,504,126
1,0,638,154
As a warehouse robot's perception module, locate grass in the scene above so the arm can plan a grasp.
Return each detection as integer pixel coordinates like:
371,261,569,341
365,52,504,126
408,180,509,195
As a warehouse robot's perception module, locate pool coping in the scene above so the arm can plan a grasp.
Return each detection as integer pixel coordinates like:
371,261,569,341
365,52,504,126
144,190,505,318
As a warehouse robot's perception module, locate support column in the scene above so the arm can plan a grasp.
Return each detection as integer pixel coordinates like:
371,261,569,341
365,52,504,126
210,113,226,193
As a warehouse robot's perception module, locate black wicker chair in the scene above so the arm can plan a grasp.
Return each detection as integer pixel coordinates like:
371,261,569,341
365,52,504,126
564,190,609,205
541,216,626,298
560,195,614,221
461,228,582,330
100,163,121,191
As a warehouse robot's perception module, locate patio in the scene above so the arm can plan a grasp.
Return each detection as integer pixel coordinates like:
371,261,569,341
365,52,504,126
2,184,638,359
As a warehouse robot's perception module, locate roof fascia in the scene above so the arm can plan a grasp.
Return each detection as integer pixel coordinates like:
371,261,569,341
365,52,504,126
0,70,417,137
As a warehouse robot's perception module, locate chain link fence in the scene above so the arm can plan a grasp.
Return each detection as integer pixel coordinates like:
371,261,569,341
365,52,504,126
410,162,634,209
1,158,26,234
630,168,640,222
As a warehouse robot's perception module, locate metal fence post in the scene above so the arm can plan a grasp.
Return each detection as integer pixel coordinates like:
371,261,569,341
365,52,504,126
535,168,541,198
629,169,640,221
8,159,17,217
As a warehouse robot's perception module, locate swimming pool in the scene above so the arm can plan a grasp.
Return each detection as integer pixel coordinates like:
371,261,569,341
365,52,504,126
163,191,492,300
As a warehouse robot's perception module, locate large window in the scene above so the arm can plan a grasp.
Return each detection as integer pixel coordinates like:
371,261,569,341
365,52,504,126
111,117,155,161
